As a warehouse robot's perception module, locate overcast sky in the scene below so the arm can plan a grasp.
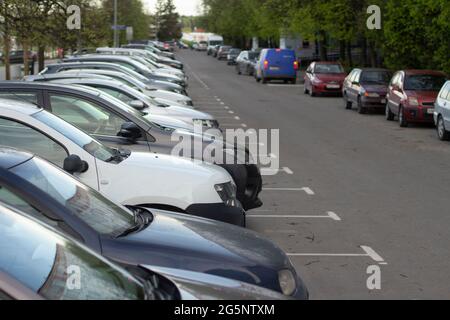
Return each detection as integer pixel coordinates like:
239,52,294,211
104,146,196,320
142,0,203,16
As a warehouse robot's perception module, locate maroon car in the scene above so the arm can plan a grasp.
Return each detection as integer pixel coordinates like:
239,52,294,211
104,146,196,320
343,68,392,114
385,70,447,127
304,61,347,97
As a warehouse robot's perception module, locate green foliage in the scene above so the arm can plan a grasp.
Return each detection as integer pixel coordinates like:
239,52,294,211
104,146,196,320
155,0,182,41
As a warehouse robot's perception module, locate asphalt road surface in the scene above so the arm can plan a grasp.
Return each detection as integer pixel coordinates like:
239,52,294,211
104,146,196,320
177,49,450,300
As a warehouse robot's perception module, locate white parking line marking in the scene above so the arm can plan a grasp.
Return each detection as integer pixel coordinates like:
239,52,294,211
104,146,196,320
262,187,315,195
361,246,385,263
247,211,341,221
241,123,248,128
234,116,240,120
185,63,210,90
228,111,235,114
283,167,294,175
224,106,230,109
220,102,225,105
288,246,387,264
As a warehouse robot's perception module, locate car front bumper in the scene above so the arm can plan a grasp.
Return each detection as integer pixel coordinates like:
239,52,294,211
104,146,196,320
403,106,435,123
185,202,246,227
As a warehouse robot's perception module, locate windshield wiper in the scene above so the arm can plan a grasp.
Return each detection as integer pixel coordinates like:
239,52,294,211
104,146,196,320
116,206,153,238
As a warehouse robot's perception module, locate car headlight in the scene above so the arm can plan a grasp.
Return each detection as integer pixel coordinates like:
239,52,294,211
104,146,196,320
278,269,297,296
215,182,239,207
408,97,419,106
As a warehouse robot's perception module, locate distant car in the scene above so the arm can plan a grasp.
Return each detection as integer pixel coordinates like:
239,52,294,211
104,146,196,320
255,49,298,84
122,43,176,60
304,61,346,96
0,50,36,64
343,68,392,114
227,49,242,65
434,81,450,140
385,70,447,127
208,45,221,58
236,51,260,76
197,41,208,51
0,148,308,300
217,46,232,60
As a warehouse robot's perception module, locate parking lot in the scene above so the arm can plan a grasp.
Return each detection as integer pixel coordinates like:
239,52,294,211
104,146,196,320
179,48,450,299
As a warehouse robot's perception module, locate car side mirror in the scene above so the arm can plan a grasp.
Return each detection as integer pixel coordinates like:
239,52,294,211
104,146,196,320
63,155,89,174
118,122,142,140
352,81,360,85
128,100,146,110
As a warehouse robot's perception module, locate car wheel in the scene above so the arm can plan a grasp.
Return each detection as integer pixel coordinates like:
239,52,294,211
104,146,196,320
357,97,367,114
344,92,352,109
399,106,408,127
309,86,316,97
303,85,309,95
262,77,267,84
385,103,395,121
237,67,242,75
437,116,450,141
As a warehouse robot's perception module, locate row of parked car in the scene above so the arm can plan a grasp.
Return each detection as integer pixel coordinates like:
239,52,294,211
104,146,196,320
0,41,309,300
208,46,449,141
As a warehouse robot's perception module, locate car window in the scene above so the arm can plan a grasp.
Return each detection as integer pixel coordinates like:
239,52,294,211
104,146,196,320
0,205,145,300
350,70,360,82
49,94,128,138
11,157,136,236
360,71,391,85
0,92,38,105
390,73,400,86
404,75,447,91
0,117,68,167
314,64,344,74
439,83,450,100
95,87,135,104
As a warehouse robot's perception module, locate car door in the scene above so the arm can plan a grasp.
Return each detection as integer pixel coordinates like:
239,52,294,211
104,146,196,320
390,72,404,115
348,70,362,103
0,115,99,188
46,92,151,153
440,83,450,128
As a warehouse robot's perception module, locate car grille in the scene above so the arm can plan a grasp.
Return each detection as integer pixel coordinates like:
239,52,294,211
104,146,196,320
422,102,435,106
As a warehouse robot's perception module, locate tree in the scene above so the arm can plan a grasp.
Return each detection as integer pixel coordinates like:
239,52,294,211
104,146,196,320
155,0,182,41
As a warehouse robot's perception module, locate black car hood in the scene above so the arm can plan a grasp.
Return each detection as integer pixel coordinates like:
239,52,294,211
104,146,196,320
101,210,290,290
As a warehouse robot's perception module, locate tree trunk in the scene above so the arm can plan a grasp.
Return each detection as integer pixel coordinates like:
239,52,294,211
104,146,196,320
346,41,353,67
3,33,11,80
318,31,328,61
38,46,45,72
360,37,368,67
23,41,29,76
339,40,346,62
368,40,377,67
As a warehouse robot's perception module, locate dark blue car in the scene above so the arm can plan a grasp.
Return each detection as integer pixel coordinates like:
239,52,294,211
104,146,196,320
255,49,298,84
0,148,309,299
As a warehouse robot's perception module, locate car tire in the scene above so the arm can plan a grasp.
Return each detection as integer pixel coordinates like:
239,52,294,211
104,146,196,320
303,85,309,95
309,86,316,97
437,116,450,141
357,97,367,114
262,77,267,84
385,103,395,121
399,106,408,127
344,92,352,109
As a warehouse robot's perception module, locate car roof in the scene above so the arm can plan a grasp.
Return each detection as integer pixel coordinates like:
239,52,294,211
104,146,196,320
0,97,41,116
314,61,343,65
66,54,139,62
403,70,447,76
46,61,127,69
26,73,112,81
0,81,102,97
0,147,34,170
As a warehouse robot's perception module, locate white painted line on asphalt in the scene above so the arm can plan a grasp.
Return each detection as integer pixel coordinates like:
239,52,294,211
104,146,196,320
184,63,210,90
216,98,221,101
220,102,225,105
361,246,385,263
262,187,315,195
247,211,341,221
224,106,230,109
228,111,235,114
241,123,248,128
288,246,387,264
234,116,240,120
283,167,294,175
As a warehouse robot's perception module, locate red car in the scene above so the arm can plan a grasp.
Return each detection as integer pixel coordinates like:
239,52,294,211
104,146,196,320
385,70,447,127
304,61,347,96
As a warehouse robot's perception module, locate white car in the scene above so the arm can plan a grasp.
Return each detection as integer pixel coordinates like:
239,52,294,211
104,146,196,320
0,99,245,226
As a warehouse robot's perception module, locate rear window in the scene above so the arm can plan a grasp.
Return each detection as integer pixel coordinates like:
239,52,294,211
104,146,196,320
315,64,345,74
266,50,295,60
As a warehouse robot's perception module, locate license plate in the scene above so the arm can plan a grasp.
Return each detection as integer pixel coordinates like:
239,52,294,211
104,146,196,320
381,99,387,104
427,108,435,114
326,84,340,89
269,67,280,71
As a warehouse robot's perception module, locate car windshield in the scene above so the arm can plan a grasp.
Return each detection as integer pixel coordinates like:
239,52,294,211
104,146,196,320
249,52,259,60
315,64,345,74
11,157,137,237
404,74,447,91
33,110,115,162
360,71,391,85
0,204,145,300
